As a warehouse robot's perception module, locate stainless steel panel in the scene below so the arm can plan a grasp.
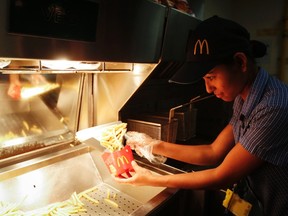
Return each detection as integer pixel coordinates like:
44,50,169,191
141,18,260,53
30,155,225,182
127,117,178,143
0,141,186,215
0,73,83,159
0,145,102,211
0,0,167,62
93,63,157,125
0,83,30,116
161,8,201,61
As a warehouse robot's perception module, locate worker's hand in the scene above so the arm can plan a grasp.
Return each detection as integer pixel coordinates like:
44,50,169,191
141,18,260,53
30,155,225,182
7,83,21,100
125,131,158,154
113,160,154,186
8,74,21,100
125,131,166,164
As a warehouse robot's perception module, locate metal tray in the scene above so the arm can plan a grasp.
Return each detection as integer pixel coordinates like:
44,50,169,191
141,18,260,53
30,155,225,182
0,140,181,215
72,183,142,215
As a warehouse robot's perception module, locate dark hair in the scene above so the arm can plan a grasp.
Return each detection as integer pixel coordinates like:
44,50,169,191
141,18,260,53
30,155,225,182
220,40,267,66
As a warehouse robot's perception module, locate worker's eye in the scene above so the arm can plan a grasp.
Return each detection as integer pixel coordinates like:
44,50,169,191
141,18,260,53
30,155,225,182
204,76,215,81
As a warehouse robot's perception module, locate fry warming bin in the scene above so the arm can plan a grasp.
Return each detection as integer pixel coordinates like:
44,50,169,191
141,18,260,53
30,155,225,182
0,0,206,214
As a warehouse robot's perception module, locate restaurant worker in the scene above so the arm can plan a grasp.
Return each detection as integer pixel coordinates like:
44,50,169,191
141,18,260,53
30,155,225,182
115,16,288,216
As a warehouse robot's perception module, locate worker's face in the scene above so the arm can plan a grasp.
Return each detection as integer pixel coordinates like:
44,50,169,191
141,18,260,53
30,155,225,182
203,62,246,102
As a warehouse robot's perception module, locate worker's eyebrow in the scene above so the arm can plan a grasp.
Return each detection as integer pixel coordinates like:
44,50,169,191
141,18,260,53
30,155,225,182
204,70,215,77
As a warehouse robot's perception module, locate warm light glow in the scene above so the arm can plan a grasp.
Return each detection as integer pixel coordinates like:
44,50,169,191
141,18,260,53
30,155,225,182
41,60,101,70
132,64,143,75
41,60,79,69
21,83,60,99
0,59,11,68
1,138,19,147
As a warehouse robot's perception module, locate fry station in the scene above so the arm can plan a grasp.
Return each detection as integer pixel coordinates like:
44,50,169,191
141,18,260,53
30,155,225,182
0,0,231,215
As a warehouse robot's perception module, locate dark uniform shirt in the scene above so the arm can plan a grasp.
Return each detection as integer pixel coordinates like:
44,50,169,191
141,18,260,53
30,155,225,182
230,68,288,216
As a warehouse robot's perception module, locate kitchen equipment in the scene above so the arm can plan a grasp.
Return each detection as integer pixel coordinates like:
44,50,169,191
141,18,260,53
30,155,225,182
20,83,60,99
0,0,206,214
0,139,198,215
167,94,215,141
168,94,215,124
127,116,178,143
167,106,197,141
126,95,214,143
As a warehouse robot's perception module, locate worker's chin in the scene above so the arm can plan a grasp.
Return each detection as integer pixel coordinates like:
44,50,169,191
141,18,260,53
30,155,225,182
223,97,234,102
217,95,233,102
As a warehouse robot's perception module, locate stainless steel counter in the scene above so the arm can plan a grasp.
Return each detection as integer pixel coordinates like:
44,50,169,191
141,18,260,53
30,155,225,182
0,138,204,215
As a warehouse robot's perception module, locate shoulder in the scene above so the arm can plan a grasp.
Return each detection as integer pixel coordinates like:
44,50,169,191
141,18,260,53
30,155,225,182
257,69,288,110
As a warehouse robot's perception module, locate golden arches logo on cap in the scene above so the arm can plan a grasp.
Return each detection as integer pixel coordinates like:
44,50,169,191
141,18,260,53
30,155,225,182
193,39,209,55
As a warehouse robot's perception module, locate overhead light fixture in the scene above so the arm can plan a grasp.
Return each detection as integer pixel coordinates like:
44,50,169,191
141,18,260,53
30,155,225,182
41,60,79,70
41,60,101,70
0,59,11,68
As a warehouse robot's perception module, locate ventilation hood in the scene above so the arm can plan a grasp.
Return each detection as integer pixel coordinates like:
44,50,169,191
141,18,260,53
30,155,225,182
0,0,200,71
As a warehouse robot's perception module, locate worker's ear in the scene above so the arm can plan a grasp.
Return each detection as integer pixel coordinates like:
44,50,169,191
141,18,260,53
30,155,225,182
233,52,247,72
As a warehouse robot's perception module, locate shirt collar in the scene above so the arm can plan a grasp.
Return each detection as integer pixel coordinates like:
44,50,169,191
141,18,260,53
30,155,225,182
236,67,269,119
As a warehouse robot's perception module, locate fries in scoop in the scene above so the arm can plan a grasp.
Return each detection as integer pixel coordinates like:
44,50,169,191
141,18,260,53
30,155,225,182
100,123,127,152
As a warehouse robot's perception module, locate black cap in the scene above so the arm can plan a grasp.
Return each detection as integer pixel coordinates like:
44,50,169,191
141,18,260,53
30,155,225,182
169,16,267,84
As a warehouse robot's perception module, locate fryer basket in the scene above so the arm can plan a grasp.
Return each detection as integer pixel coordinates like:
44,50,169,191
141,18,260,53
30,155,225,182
127,116,178,143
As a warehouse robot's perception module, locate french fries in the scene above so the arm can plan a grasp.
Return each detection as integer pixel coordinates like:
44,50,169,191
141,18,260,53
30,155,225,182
100,123,127,152
104,189,118,208
24,192,86,216
104,198,119,208
0,185,122,215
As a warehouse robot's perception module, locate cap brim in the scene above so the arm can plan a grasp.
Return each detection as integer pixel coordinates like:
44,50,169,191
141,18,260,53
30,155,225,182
169,61,217,84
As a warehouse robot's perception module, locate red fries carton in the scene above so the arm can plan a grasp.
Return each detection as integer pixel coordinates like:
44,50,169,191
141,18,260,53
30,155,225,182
99,122,134,176
101,145,134,177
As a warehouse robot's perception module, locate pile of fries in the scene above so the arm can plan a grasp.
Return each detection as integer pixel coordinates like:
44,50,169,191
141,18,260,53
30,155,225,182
99,123,127,152
0,186,121,215
100,122,134,177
